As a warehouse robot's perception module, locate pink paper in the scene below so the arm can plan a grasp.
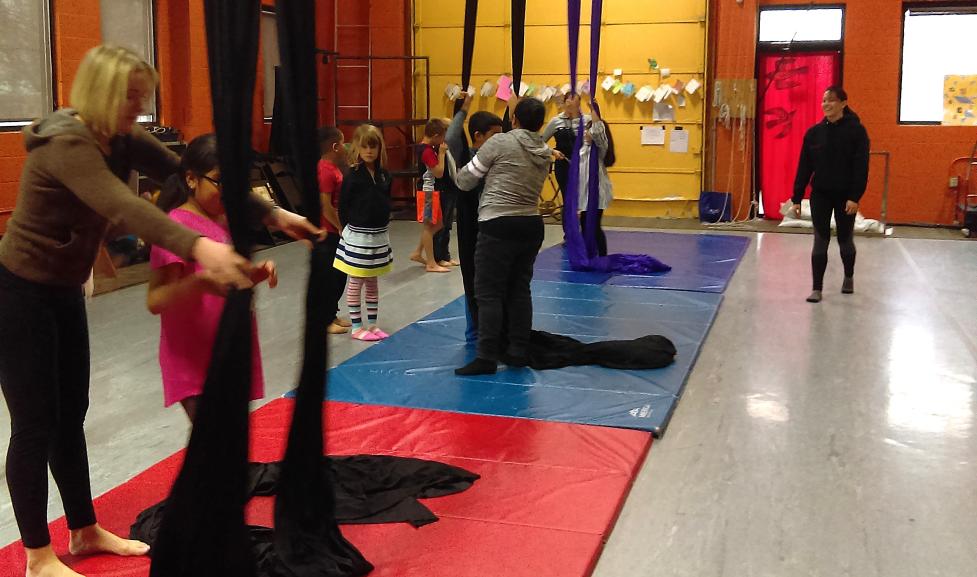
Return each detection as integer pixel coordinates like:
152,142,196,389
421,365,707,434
496,75,513,101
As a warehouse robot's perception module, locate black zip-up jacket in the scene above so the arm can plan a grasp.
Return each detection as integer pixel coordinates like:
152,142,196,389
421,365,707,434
338,163,391,229
792,110,870,204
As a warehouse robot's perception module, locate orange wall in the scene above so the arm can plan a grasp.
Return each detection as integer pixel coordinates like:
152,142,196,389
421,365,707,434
0,0,411,233
710,0,977,224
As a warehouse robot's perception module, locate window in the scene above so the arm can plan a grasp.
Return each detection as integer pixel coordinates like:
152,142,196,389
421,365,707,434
900,5,977,124
0,1,54,127
758,7,844,43
101,0,157,122
260,10,281,120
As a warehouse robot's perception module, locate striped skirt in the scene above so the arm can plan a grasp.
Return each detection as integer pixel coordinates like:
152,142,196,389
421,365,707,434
333,224,393,277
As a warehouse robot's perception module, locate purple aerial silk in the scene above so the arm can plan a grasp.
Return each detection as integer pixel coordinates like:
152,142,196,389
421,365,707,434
563,0,671,274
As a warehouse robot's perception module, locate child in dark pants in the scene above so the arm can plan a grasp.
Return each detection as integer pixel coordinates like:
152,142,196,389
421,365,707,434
445,94,504,342
454,98,558,375
317,126,351,334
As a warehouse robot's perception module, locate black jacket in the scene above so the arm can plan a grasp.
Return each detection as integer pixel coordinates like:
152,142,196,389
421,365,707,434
792,110,870,204
338,163,391,228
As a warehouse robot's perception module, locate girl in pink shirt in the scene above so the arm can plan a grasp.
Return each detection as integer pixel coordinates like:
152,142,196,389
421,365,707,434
147,134,276,422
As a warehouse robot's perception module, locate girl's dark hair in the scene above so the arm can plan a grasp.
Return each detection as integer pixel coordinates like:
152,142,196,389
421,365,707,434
825,85,848,101
602,121,616,168
157,133,219,213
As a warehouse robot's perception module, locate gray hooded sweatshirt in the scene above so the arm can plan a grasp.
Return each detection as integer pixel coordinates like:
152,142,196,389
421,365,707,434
455,128,552,222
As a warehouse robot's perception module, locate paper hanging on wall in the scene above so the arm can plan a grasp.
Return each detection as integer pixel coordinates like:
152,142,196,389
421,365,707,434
635,86,655,102
496,75,513,101
612,80,625,94
519,81,531,97
641,125,666,145
660,68,671,79
653,85,672,103
653,102,675,122
622,82,636,97
445,83,459,98
601,76,616,91
613,68,623,77
560,83,573,95
466,84,476,96
578,79,591,94
538,86,557,102
669,127,689,153
685,78,701,94
481,80,495,97
676,94,687,108
672,79,686,94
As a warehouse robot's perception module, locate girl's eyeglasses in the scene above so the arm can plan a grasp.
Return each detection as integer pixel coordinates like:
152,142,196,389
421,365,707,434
201,175,222,189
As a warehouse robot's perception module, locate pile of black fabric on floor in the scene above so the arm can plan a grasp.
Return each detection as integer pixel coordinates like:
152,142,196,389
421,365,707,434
132,455,479,574
527,330,677,371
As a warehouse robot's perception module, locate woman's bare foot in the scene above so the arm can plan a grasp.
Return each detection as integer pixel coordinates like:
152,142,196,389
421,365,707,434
68,524,149,557
425,264,451,273
25,545,83,577
409,252,426,265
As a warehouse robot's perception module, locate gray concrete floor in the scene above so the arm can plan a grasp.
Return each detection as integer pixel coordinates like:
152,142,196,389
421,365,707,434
2,221,976,577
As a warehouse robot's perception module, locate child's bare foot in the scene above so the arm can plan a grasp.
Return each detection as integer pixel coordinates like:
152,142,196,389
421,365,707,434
334,317,352,327
25,546,83,577
409,252,426,265
68,524,149,557
426,264,451,273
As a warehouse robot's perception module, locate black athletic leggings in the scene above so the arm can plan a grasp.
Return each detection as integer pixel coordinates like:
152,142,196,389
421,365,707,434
810,192,856,291
0,265,96,548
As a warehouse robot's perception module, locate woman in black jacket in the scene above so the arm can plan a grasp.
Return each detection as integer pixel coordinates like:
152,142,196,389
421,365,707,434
791,86,870,303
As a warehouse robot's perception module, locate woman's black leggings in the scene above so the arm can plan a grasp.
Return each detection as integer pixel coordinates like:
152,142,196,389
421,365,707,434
0,266,96,548
810,192,857,291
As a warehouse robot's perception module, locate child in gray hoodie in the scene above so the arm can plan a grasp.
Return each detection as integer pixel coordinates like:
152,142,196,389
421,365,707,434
454,98,556,375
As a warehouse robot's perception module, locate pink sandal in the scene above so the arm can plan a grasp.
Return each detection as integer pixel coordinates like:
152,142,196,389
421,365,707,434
370,327,390,339
351,328,381,342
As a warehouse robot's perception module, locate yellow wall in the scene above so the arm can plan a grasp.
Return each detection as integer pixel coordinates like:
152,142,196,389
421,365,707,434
413,0,709,218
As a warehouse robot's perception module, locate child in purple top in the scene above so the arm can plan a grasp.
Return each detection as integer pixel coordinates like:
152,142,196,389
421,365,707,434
147,134,276,421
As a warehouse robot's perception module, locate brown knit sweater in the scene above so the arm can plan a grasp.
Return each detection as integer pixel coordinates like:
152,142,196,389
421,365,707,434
0,110,203,286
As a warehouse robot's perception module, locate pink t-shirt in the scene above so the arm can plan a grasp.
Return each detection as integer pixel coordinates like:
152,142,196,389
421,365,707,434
150,208,264,407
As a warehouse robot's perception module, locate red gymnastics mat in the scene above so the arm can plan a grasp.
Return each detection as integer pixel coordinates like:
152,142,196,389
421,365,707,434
0,399,651,577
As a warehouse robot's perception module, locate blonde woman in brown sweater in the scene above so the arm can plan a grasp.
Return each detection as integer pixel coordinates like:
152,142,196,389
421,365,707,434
0,45,318,577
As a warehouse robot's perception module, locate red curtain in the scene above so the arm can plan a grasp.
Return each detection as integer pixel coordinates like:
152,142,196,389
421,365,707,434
758,51,840,219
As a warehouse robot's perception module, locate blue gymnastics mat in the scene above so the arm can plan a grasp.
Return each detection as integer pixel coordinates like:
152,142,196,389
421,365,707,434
533,231,750,293
312,280,722,435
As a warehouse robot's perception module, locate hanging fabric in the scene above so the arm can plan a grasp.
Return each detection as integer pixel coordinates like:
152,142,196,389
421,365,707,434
501,0,526,129
149,2,260,575
455,0,481,340
563,0,671,274
273,0,372,574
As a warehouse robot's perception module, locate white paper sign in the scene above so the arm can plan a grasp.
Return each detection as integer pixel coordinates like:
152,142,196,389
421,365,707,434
660,68,671,79
669,128,689,153
653,85,672,103
481,80,495,97
641,125,666,145
635,86,655,102
685,78,701,94
613,68,623,77
653,102,675,122
601,76,616,91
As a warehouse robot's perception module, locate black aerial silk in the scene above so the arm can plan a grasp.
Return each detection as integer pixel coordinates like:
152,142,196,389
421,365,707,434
455,0,480,339
149,2,261,576
150,1,370,575
501,0,526,129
